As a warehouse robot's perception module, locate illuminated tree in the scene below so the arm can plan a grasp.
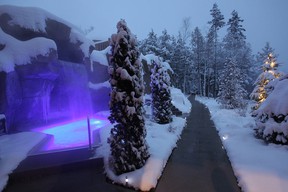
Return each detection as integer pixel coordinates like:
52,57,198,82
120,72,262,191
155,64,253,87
250,53,281,110
108,20,149,175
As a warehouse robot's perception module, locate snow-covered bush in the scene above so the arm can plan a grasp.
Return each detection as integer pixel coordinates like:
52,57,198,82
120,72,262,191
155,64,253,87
150,58,172,124
254,75,288,144
108,20,149,175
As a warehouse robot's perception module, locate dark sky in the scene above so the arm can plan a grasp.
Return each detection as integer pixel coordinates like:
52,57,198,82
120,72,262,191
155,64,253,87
1,0,288,71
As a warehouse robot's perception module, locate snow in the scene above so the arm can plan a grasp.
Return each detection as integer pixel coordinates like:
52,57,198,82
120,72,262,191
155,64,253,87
257,78,288,115
0,5,94,58
95,116,187,191
140,54,173,73
196,96,288,192
0,132,46,191
88,81,110,91
0,28,57,72
170,87,191,113
90,46,111,69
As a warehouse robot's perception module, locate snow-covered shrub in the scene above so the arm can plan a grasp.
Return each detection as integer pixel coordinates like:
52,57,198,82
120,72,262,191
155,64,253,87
108,20,149,175
150,58,172,124
254,75,288,144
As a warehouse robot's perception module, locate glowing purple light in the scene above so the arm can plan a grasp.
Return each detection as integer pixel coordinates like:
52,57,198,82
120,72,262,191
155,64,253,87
32,115,109,152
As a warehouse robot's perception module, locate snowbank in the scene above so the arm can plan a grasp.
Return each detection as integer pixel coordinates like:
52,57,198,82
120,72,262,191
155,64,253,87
96,116,186,191
0,28,56,72
196,96,288,192
171,87,191,113
0,132,46,191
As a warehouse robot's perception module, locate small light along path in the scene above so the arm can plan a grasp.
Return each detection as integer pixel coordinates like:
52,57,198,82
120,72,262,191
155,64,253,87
154,95,241,192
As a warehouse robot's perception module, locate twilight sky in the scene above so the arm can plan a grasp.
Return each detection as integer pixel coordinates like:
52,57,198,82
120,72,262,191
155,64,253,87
1,0,288,71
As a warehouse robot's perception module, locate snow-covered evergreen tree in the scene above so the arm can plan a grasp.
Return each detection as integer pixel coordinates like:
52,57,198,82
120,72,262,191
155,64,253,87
139,29,160,56
250,52,281,110
223,10,254,94
170,33,192,94
208,3,225,97
217,58,247,109
108,19,149,175
158,29,173,62
150,58,172,124
191,27,205,95
254,74,288,145
256,42,276,64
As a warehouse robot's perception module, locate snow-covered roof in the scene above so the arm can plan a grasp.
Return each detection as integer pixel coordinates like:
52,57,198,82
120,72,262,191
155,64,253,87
0,28,56,72
257,77,288,115
0,5,94,58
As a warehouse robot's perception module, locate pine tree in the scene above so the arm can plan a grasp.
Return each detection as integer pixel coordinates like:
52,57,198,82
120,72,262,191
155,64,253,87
108,20,149,175
256,42,277,64
250,53,281,110
150,58,172,124
208,3,225,97
224,10,246,53
223,10,253,94
158,29,173,62
191,27,205,95
139,29,160,56
170,33,191,94
218,58,247,109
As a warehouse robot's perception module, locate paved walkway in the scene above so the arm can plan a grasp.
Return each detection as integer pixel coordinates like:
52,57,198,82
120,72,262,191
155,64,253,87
154,96,241,192
4,96,241,192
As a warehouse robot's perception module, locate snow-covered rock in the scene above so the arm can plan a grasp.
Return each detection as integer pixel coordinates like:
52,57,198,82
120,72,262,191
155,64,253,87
0,5,94,64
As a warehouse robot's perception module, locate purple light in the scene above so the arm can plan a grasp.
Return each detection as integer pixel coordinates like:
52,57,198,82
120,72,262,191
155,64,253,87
32,115,109,152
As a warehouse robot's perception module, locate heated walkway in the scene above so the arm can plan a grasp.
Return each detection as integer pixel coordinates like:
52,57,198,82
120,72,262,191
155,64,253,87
154,96,241,192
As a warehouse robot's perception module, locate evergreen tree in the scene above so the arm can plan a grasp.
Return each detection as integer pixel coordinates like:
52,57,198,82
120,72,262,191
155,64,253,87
108,20,149,175
256,42,277,64
150,58,172,124
218,58,247,109
250,53,282,110
191,27,205,95
158,29,173,62
224,10,246,53
170,33,191,93
223,10,253,93
139,29,160,55
208,3,225,97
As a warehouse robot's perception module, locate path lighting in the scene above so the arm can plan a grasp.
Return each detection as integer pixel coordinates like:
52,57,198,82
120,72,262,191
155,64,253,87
125,176,129,185
222,134,228,140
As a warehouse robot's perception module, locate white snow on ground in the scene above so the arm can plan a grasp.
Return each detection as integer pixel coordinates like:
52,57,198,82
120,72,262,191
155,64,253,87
0,132,46,191
95,92,190,191
0,28,57,72
196,96,288,192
